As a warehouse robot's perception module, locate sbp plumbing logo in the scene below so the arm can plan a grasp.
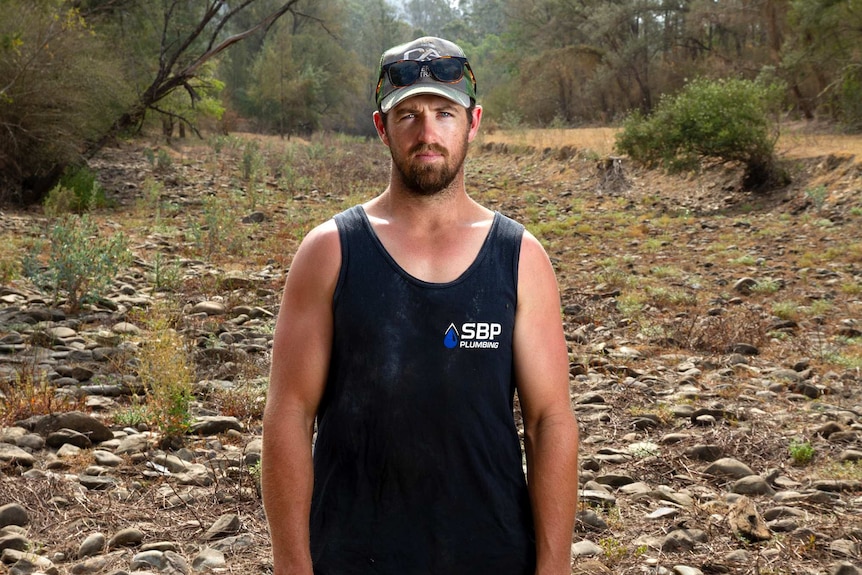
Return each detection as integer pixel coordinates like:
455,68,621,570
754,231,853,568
443,322,502,350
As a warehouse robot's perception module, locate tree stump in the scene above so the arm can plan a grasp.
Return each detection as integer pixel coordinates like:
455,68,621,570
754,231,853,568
596,155,629,194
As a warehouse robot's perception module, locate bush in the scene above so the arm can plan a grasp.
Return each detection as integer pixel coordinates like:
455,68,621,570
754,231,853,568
22,214,132,312
43,165,110,215
616,77,788,189
135,304,195,447
0,2,132,204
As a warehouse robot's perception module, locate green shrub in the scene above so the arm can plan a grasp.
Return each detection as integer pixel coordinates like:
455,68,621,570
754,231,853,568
616,77,787,189
43,165,109,215
789,439,815,465
22,214,132,312
135,304,194,446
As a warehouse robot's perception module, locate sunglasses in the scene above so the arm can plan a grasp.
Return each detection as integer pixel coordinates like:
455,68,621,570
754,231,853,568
377,56,476,95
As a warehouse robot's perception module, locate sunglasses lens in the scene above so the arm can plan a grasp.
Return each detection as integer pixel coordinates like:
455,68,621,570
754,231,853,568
387,61,421,88
429,58,464,82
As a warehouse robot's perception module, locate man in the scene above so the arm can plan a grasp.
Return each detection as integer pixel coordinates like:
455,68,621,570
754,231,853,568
262,36,579,575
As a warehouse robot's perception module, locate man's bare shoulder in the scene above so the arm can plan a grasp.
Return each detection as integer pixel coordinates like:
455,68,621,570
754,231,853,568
286,218,341,291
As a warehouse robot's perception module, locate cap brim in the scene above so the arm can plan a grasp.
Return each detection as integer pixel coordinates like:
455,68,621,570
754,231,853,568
380,83,471,113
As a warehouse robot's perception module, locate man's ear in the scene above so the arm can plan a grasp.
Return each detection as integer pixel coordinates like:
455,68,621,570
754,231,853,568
373,111,389,146
468,105,483,143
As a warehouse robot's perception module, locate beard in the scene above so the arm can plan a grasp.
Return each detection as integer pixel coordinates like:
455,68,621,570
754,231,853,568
391,135,469,197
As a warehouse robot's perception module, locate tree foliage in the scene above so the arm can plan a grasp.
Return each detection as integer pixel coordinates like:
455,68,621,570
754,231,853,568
616,77,787,189
2,0,862,206
0,0,132,203
1,0,305,204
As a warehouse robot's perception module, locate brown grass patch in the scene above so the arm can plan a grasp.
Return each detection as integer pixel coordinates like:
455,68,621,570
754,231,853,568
480,126,862,162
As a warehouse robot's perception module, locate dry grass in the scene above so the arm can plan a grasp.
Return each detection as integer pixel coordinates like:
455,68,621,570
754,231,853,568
480,126,862,162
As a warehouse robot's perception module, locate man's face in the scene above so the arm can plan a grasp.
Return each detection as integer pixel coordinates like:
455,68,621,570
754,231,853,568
376,95,480,196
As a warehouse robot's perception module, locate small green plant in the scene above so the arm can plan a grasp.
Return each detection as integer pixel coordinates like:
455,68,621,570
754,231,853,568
113,399,149,428
752,278,782,294
151,253,183,292
22,214,132,312
731,254,758,266
804,185,828,211
816,460,862,481
599,537,629,561
788,439,814,466
0,253,19,283
208,379,267,421
772,301,800,320
0,362,78,425
135,304,194,446
145,148,173,173
628,441,661,458
188,196,246,257
806,299,834,317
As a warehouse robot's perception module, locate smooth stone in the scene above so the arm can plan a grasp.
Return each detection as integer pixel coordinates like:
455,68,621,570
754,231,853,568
192,547,226,571
202,513,241,541
661,529,708,552
0,504,29,528
571,540,603,557
647,507,681,520
0,444,36,467
731,475,775,496
0,533,29,552
107,527,145,548
703,457,756,479
190,301,226,316
77,533,106,558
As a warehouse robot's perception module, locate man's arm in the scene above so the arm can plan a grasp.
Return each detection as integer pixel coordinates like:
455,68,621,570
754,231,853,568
513,231,580,575
261,220,341,575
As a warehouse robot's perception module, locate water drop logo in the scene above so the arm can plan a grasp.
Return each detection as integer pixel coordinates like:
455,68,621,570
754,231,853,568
443,323,459,349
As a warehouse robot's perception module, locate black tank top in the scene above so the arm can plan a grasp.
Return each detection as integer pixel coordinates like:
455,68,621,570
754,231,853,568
309,205,535,575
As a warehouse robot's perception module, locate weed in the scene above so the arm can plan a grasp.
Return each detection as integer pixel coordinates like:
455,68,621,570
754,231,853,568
788,439,814,466
628,441,661,458
188,196,247,258
0,361,79,425
596,265,631,290
731,254,757,266
150,253,183,292
806,299,834,317
771,301,800,320
617,293,645,317
134,303,195,446
645,285,696,308
144,148,173,173
0,254,19,283
599,536,629,561
815,460,862,481
113,399,149,428
207,379,267,423
137,177,165,220
752,278,782,294
650,265,682,279
804,185,828,210
43,165,110,215
22,214,132,312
